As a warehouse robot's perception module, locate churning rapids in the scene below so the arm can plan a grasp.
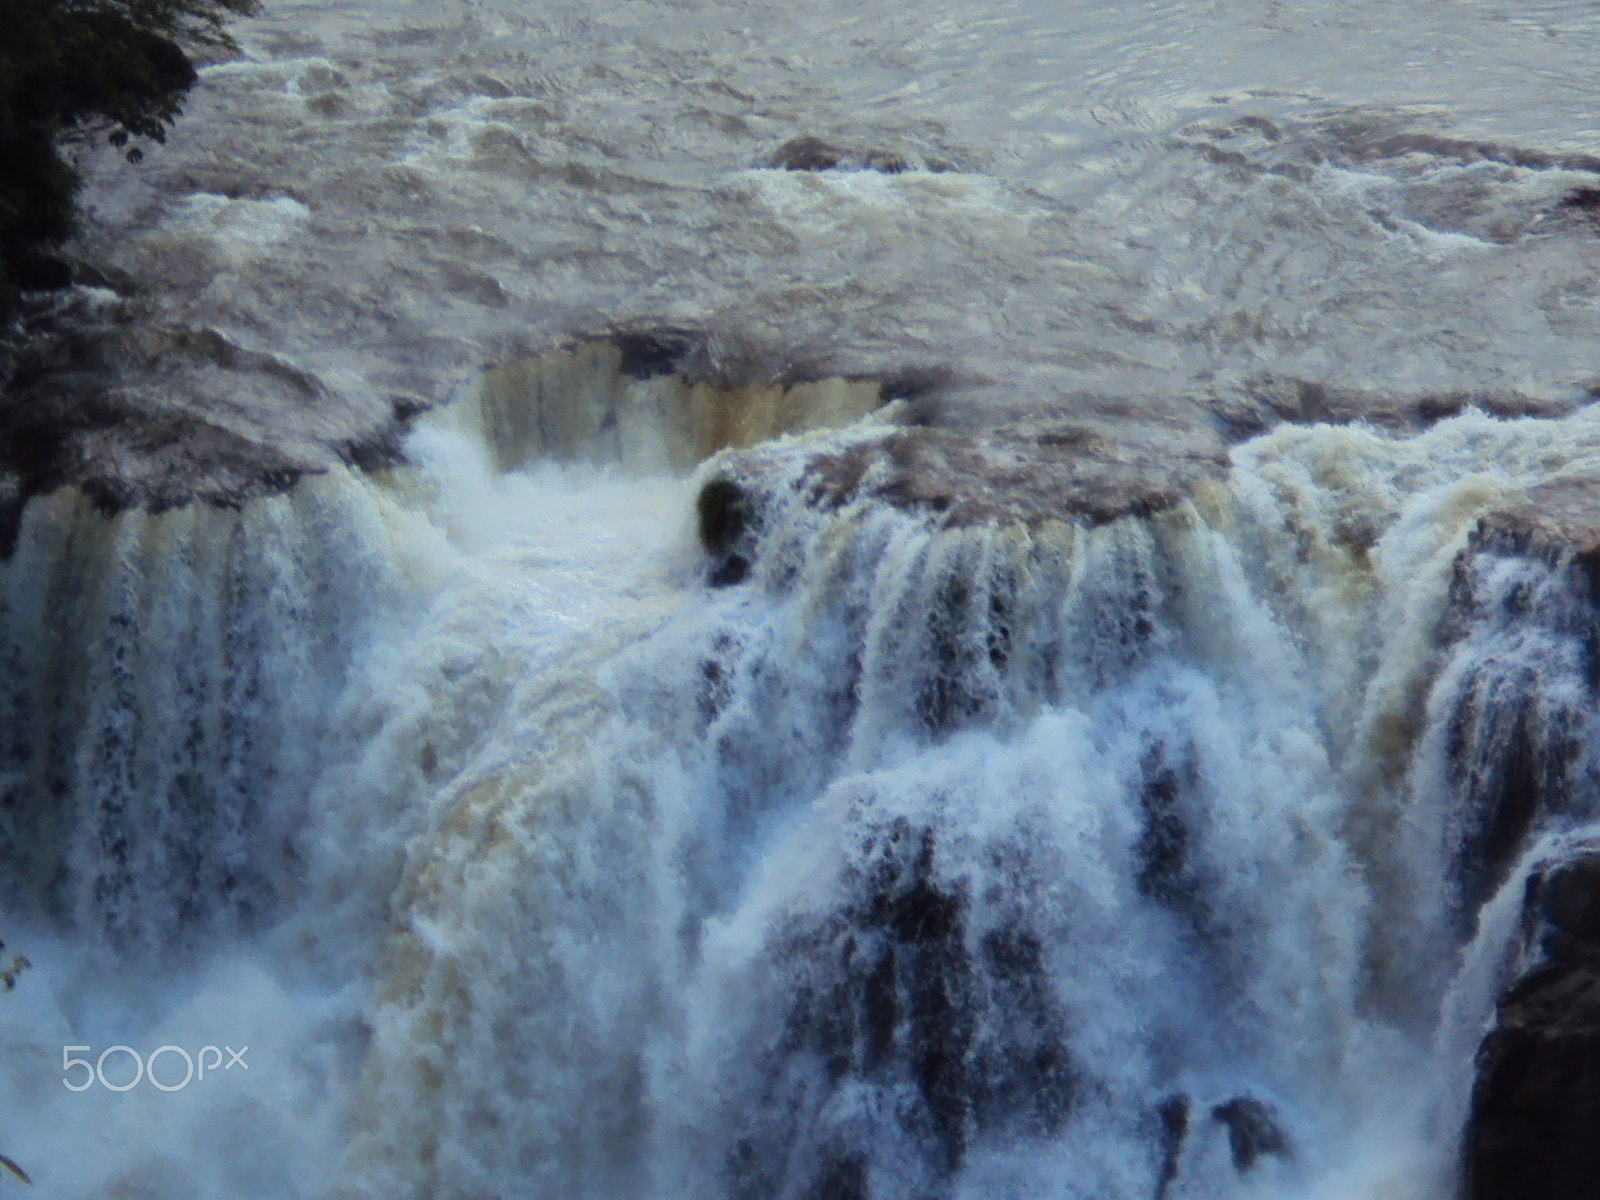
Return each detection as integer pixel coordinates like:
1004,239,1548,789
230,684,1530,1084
6,1,1600,1198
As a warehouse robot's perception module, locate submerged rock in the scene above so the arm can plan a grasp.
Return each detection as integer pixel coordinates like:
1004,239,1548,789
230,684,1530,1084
765,136,913,174
1210,374,1578,441
1558,187,1600,215
1466,846,1600,1200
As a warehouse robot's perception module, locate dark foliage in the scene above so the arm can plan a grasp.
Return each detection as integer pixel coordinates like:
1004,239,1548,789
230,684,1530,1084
0,0,258,318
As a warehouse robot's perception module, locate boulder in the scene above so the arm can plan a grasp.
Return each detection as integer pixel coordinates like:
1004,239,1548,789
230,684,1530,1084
1465,846,1600,1200
765,136,912,175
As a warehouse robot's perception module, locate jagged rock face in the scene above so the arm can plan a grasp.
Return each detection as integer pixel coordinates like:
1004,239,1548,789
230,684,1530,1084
729,821,1074,1200
1466,849,1600,1200
1431,501,1600,925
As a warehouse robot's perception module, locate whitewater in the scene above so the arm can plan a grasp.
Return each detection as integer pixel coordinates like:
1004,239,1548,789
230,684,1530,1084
3,2,1600,1198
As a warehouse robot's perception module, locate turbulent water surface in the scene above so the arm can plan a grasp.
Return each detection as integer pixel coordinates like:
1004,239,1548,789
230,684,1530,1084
4,1,1600,1198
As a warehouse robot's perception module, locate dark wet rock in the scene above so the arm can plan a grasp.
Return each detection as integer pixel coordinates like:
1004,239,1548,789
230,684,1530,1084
1154,1095,1190,1200
389,392,431,422
729,821,1073,1200
1558,187,1600,214
336,421,410,473
698,477,752,556
1443,674,1584,924
1430,491,1600,915
708,555,750,588
0,314,411,525
612,326,700,380
714,408,1227,533
1333,128,1600,176
1522,850,1600,958
1135,747,1200,911
60,259,140,296
1211,1096,1292,1172
1209,374,1579,442
698,477,758,587
768,136,850,171
765,136,912,175
0,475,22,560
1465,845,1600,1200
875,367,952,404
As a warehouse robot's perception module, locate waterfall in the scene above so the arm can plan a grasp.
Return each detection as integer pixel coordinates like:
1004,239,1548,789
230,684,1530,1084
4,347,1600,1199
0,474,421,949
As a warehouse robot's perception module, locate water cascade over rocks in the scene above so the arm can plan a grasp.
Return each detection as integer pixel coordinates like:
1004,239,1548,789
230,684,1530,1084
454,332,889,475
7,2,1600,1193
0,475,410,948
3,317,1600,1198
335,400,1600,1200
35,317,1600,1198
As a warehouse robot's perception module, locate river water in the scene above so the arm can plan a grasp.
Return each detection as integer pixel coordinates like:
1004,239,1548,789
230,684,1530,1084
3,2,1600,1198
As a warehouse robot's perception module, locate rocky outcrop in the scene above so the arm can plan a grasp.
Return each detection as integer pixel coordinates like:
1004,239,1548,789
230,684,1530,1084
703,409,1228,544
764,136,916,175
1559,187,1600,217
1432,482,1600,919
1465,845,1600,1200
1209,374,1580,441
0,315,899,538
1464,476,1600,594
697,477,756,587
729,821,1074,1200
0,300,411,531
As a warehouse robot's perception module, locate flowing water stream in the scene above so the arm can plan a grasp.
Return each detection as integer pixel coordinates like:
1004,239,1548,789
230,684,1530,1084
4,2,1600,1198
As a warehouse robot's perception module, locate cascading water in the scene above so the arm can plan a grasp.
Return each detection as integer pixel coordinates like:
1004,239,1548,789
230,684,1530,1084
7,1,1600,1197
323,404,1600,1200
0,477,414,948
9,372,1587,1198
